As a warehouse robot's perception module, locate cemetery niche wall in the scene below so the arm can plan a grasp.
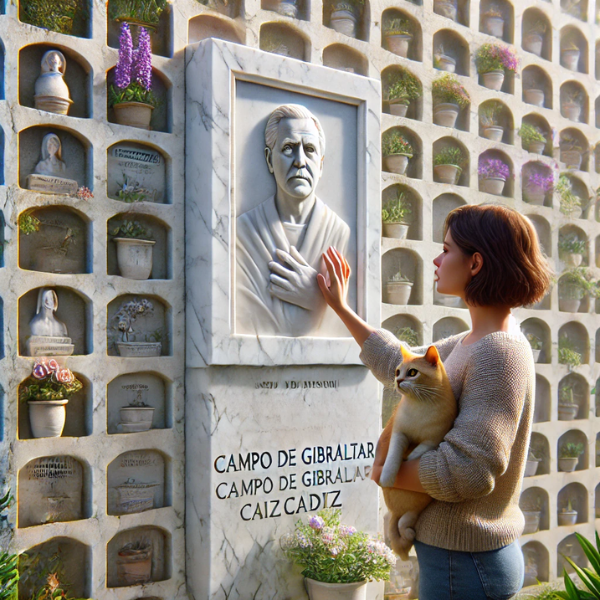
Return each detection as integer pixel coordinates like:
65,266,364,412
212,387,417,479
185,39,382,599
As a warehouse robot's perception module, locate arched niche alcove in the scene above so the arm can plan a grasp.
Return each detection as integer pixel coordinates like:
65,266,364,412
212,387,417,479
381,184,423,240
596,97,600,129
558,482,588,524
107,294,171,357
559,130,589,172
18,206,90,274
107,526,171,587
521,161,554,208
560,81,589,124
558,223,588,267
188,14,245,45
561,0,587,20
107,4,174,58
262,0,309,20
479,0,514,43
18,286,92,356
323,0,371,42
18,456,91,527
18,538,91,599
530,431,550,475
520,486,550,532
381,248,423,306
432,193,466,243
434,0,469,27
107,371,172,434
521,317,550,364
432,137,470,187
558,534,588,577
558,373,589,420
107,66,172,133
432,317,469,342
595,235,600,267
18,371,92,439
558,175,590,222
478,99,513,145
0,386,4,442
522,8,551,60
522,65,552,109
260,22,309,61
595,483,600,518
560,26,588,74
18,43,92,118
432,29,469,76
522,541,549,586
107,213,171,280
383,126,423,179
0,128,4,185
477,149,513,198
19,0,92,38
0,40,5,100
381,65,423,121
521,113,552,156
382,314,422,346
596,329,600,362
596,433,600,467
381,9,421,60
557,429,588,471
526,214,552,256
18,125,91,191
534,374,551,423
107,449,169,515
558,321,590,366
323,44,367,75
558,271,589,314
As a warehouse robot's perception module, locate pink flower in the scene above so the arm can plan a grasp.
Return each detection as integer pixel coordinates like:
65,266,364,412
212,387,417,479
32,362,49,379
56,369,74,384
309,516,324,530
45,359,60,373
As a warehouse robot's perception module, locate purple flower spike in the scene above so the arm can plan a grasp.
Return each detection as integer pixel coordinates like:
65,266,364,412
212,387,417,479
132,27,153,92
115,22,133,89
309,515,324,530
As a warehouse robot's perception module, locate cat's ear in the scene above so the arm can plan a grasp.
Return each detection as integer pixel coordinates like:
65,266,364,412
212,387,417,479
400,344,411,362
424,345,441,366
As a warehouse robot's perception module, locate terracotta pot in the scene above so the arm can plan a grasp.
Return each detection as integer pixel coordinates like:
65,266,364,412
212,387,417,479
382,222,409,239
558,457,579,472
330,9,357,37
484,16,504,38
522,510,541,534
114,238,156,280
558,510,578,525
564,253,583,268
523,32,543,56
562,102,582,122
305,578,367,600
481,126,503,141
34,95,73,115
562,49,580,71
386,34,411,57
480,177,506,195
433,102,460,127
523,88,544,107
527,140,546,154
113,101,154,130
561,149,582,170
524,459,540,477
559,297,581,313
383,154,410,175
558,404,578,420
434,163,461,184
434,0,457,20
28,399,68,438
385,281,413,305
117,342,162,357
117,545,152,586
436,55,456,72
481,70,505,91
523,184,546,205
388,100,409,117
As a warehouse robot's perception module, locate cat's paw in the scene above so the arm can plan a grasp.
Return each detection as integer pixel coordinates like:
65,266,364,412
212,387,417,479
400,527,416,543
379,473,395,488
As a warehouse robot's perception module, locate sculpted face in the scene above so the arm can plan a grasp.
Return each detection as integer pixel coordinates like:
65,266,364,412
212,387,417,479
42,290,57,311
46,136,59,157
266,118,323,200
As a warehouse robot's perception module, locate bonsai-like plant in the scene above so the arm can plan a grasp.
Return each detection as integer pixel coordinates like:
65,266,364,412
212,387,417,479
383,16,412,36
114,298,155,343
20,360,83,402
280,508,395,584
479,102,503,127
560,498,577,514
431,73,470,107
559,442,584,459
382,191,412,224
109,0,168,28
382,131,413,157
518,123,547,145
478,157,510,180
109,23,158,109
383,68,422,104
475,42,519,74
395,326,419,346
559,233,586,256
558,336,582,370
525,332,542,351
21,0,87,35
433,147,465,168
556,175,583,216
111,220,153,240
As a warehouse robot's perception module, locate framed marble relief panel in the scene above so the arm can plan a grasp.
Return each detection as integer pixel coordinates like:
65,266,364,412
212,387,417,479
185,39,381,366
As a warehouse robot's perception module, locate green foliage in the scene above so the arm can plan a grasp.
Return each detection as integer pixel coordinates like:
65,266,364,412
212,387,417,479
280,509,395,583
557,175,583,217
526,332,542,350
559,233,586,256
110,220,152,240
383,17,412,36
0,552,18,600
432,73,470,108
383,69,422,102
21,0,88,35
519,123,547,144
382,191,412,223
560,267,598,301
382,130,413,157
19,213,41,235
555,532,600,600
559,442,584,459
558,336,582,369
108,82,158,108
559,385,577,405
395,326,419,346
109,0,168,27
433,146,465,168
479,102,504,127
117,188,148,203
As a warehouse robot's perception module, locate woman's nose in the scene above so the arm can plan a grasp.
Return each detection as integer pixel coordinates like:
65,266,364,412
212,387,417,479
433,254,442,267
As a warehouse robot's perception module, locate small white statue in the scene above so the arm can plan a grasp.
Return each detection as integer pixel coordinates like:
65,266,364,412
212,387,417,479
34,133,67,177
29,288,69,338
34,50,72,115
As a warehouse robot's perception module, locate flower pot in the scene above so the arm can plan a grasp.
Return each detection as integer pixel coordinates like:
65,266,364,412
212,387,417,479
28,399,68,438
481,70,505,91
385,281,413,305
524,458,540,477
388,100,409,117
386,34,412,57
523,184,546,205
567,206,583,219
523,32,544,56
113,101,154,130
522,510,541,534
558,457,579,472
34,95,73,116
305,578,367,600
433,102,460,128
562,49,580,71
116,342,162,357
558,510,578,525
120,406,155,433
382,222,409,239
527,140,546,154
114,238,156,280
562,102,582,122
484,16,504,38
330,9,357,37
480,176,506,195
561,150,582,170
434,164,461,185
559,297,581,312
531,348,541,362
436,55,456,72
117,545,152,586
558,404,578,420
383,154,410,175
434,0,457,21
523,88,544,107
564,253,583,268
481,126,504,142
274,0,298,17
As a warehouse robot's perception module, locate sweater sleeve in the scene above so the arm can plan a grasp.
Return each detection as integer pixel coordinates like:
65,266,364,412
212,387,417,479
418,337,531,503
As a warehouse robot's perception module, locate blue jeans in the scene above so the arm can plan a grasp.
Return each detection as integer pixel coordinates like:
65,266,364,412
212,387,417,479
414,539,525,600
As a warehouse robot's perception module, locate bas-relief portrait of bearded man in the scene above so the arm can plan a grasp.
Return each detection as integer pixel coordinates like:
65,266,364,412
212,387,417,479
236,104,351,337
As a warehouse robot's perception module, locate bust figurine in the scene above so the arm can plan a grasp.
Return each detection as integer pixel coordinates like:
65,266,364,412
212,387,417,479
27,288,74,356
34,50,72,115
34,133,67,177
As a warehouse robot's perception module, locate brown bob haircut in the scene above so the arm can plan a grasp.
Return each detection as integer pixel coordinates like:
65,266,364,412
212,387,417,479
444,204,552,308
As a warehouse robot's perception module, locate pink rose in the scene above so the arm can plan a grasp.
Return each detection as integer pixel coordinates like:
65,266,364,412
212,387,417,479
56,369,74,384
46,359,60,372
32,363,49,380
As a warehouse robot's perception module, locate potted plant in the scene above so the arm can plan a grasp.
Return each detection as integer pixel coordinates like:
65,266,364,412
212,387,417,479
433,44,456,73
382,131,413,175
383,17,413,58
385,270,413,305
524,448,541,477
523,169,554,206
433,147,465,185
109,23,158,130
560,135,585,171
382,191,412,239
475,42,518,91
520,496,542,534
482,3,504,38
525,332,543,362
109,0,168,30
558,499,578,526
113,298,162,357
558,384,580,420
394,326,419,346
116,541,153,585
431,73,470,128
111,220,155,280
557,175,583,218
280,509,395,600
522,21,546,56
479,102,504,141
559,233,586,268
382,68,422,117
523,83,545,107
20,0,88,36
518,123,547,154
20,359,83,439
558,267,596,312
327,0,364,38
558,336,582,371
561,41,581,72
434,0,457,21
561,89,583,122
558,443,584,472
478,157,510,195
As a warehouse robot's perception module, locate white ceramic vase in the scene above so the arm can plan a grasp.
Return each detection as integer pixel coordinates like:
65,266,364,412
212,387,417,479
480,177,506,195
388,100,409,117
385,281,413,305
383,154,410,175
562,49,580,71
120,406,155,433
481,70,504,91
114,237,156,280
558,457,578,473
523,32,543,56
524,459,540,477
386,34,411,57
558,510,578,525
481,126,503,142
562,102,582,122
433,102,459,127
330,9,357,37
523,88,544,107
382,222,409,239
305,579,367,600
564,253,583,268
523,185,545,205
522,510,541,534
559,297,581,313
28,399,68,438
527,140,545,154
558,404,578,420
436,55,456,72
484,16,504,38
434,164,461,185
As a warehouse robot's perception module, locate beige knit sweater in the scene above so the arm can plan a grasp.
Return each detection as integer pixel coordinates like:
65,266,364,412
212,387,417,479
360,328,535,552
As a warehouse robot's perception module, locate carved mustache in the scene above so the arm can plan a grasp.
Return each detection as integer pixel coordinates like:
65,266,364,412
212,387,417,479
288,168,313,182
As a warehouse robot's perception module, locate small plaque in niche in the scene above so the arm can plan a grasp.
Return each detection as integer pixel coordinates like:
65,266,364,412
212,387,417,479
26,174,78,195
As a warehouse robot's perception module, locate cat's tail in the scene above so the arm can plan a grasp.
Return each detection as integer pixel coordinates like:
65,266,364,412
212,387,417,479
388,511,418,562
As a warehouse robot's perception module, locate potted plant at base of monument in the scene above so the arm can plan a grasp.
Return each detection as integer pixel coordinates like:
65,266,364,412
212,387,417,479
382,17,413,58
478,157,510,195
433,147,464,185
114,298,161,357
327,0,364,38
557,175,583,218
20,359,83,439
382,68,422,117
382,191,412,239
479,102,504,141
109,0,168,30
558,499,579,526
558,384,580,420
431,73,470,128
475,42,518,91
20,0,87,36
524,448,541,477
518,123,547,154
482,3,504,38
111,220,155,280
525,332,543,363
558,443,584,473
382,131,413,175
561,41,581,72
559,233,586,268
520,496,542,534
385,270,413,305
280,509,395,600
109,23,158,130
558,336,582,372
522,21,546,56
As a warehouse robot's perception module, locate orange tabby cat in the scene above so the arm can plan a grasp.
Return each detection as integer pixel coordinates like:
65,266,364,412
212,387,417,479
376,344,457,560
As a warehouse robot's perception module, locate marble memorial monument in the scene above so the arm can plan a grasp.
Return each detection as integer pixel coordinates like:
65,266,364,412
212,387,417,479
26,133,79,195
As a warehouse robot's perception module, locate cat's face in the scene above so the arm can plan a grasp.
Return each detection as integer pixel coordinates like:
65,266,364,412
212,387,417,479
394,345,444,403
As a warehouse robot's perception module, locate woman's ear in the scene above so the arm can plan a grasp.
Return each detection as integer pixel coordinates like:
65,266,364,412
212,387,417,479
471,252,483,277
